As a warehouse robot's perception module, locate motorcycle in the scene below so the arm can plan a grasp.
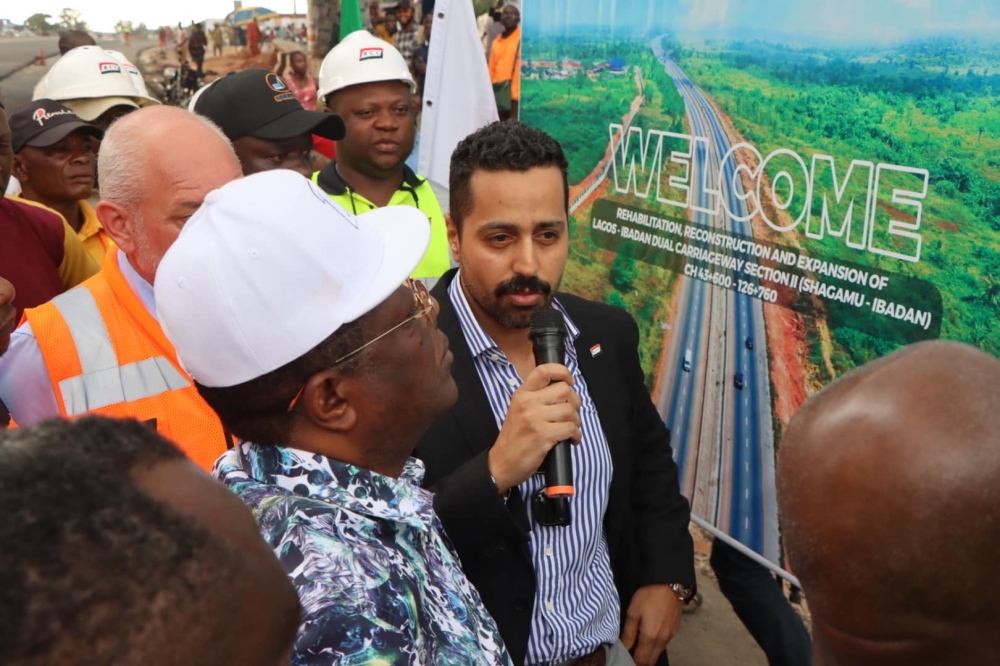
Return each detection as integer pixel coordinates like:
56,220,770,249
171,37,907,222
162,60,204,108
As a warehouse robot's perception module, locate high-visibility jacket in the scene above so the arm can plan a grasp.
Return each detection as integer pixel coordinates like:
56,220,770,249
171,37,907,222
23,249,230,471
312,161,451,280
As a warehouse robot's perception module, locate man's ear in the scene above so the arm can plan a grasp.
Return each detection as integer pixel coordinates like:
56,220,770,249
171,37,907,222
299,370,358,434
96,200,137,254
445,213,460,263
12,154,29,184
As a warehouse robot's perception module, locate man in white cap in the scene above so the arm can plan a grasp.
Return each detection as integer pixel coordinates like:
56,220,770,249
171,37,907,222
314,30,450,281
155,169,513,664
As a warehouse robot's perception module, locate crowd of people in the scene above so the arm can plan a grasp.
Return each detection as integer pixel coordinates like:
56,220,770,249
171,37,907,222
0,7,997,666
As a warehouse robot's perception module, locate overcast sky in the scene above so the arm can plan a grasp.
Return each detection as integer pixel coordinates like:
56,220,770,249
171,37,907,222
10,1,304,32
530,0,1000,44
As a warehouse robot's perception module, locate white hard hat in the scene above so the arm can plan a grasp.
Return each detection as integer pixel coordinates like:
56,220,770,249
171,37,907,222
41,46,157,106
317,30,416,103
105,50,159,104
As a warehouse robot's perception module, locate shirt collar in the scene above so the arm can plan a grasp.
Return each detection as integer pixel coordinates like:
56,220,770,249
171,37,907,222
447,269,580,360
77,200,103,242
118,250,156,318
315,160,425,198
227,443,435,530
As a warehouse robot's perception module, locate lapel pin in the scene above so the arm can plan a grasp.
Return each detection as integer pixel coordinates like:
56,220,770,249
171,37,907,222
590,343,602,358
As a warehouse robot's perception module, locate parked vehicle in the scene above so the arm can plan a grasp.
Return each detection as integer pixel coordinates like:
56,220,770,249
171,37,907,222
162,61,203,108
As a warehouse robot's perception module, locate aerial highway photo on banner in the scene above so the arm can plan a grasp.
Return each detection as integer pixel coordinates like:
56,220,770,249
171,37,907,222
522,0,999,573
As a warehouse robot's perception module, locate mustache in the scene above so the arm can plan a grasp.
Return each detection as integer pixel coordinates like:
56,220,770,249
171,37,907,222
495,275,552,299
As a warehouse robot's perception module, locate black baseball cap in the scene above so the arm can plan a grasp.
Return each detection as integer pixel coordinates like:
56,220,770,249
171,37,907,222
194,69,346,142
9,100,103,154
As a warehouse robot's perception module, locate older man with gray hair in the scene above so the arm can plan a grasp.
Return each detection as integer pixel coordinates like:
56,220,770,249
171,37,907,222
0,106,243,471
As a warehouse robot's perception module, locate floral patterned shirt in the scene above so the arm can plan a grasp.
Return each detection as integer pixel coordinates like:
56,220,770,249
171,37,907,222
213,443,513,666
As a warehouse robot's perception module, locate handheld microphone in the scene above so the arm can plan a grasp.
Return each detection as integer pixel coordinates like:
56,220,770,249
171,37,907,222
529,309,575,499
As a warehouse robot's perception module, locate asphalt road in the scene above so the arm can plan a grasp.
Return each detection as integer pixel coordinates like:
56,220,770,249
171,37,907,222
652,38,780,561
0,37,155,111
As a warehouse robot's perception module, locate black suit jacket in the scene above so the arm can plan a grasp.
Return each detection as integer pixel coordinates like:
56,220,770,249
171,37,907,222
414,269,695,666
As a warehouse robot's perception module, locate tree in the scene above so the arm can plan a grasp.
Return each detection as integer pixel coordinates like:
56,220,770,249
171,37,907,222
58,8,87,32
24,13,55,32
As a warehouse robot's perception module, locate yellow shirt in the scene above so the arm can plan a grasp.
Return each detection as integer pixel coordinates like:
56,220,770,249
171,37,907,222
375,24,395,45
13,197,113,265
6,196,100,290
76,200,114,265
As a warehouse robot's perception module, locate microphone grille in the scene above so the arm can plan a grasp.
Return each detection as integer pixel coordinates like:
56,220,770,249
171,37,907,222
529,308,566,334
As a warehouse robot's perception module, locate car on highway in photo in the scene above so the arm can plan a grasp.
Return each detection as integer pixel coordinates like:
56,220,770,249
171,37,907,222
734,372,745,389
683,349,692,372
745,336,754,350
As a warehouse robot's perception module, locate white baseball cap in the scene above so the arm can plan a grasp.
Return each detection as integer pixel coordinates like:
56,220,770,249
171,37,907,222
155,169,431,388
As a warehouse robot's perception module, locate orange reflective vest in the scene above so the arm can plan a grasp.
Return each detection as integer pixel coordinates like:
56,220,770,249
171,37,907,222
23,249,230,471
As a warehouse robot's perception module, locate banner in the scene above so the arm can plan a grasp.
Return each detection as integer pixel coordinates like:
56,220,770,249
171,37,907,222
521,0,1000,572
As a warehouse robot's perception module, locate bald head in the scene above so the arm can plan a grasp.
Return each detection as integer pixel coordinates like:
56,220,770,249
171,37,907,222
778,340,1000,665
97,106,242,283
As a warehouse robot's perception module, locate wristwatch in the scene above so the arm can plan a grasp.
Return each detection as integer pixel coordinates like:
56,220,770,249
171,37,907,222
668,583,695,604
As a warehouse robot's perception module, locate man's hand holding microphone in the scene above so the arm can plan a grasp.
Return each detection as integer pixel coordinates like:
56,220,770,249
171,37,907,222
487,363,582,496
488,309,580,524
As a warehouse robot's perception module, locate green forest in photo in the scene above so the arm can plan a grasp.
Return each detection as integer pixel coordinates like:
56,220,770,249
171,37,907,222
524,34,1000,380
667,38,1000,370
523,39,690,377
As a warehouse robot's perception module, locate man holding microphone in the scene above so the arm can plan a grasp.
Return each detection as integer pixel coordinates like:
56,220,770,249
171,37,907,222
414,122,695,666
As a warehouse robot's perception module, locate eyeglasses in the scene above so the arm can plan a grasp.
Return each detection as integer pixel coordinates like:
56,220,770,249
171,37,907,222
287,279,434,412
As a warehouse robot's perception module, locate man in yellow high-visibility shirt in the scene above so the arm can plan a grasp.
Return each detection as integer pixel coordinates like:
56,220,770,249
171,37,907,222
314,30,450,281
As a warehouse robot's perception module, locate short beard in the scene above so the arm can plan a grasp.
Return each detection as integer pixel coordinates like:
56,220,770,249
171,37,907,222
461,271,555,330
129,211,161,286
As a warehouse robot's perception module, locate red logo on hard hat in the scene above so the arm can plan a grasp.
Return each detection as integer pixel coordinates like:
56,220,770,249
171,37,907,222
359,47,384,61
99,61,122,74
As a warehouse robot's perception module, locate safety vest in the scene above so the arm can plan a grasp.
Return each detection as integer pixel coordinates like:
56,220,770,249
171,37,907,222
23,249,230,471
312,161,451,279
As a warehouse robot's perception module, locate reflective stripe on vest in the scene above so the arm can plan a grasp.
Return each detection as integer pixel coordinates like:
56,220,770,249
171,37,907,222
51,288,190,416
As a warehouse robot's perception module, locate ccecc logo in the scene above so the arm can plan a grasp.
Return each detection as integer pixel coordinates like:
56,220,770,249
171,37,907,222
265,73,289,92
99,61,122,74
32,107,75,127
359,47,384,61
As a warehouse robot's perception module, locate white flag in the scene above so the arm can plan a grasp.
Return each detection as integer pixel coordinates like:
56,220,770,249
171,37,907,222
418,0,500,206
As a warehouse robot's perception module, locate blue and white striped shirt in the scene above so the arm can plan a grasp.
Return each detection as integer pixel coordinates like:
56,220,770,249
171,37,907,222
449,274,620,666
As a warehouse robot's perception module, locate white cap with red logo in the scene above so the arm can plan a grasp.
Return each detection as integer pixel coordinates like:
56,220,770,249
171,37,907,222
155,170,431,389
